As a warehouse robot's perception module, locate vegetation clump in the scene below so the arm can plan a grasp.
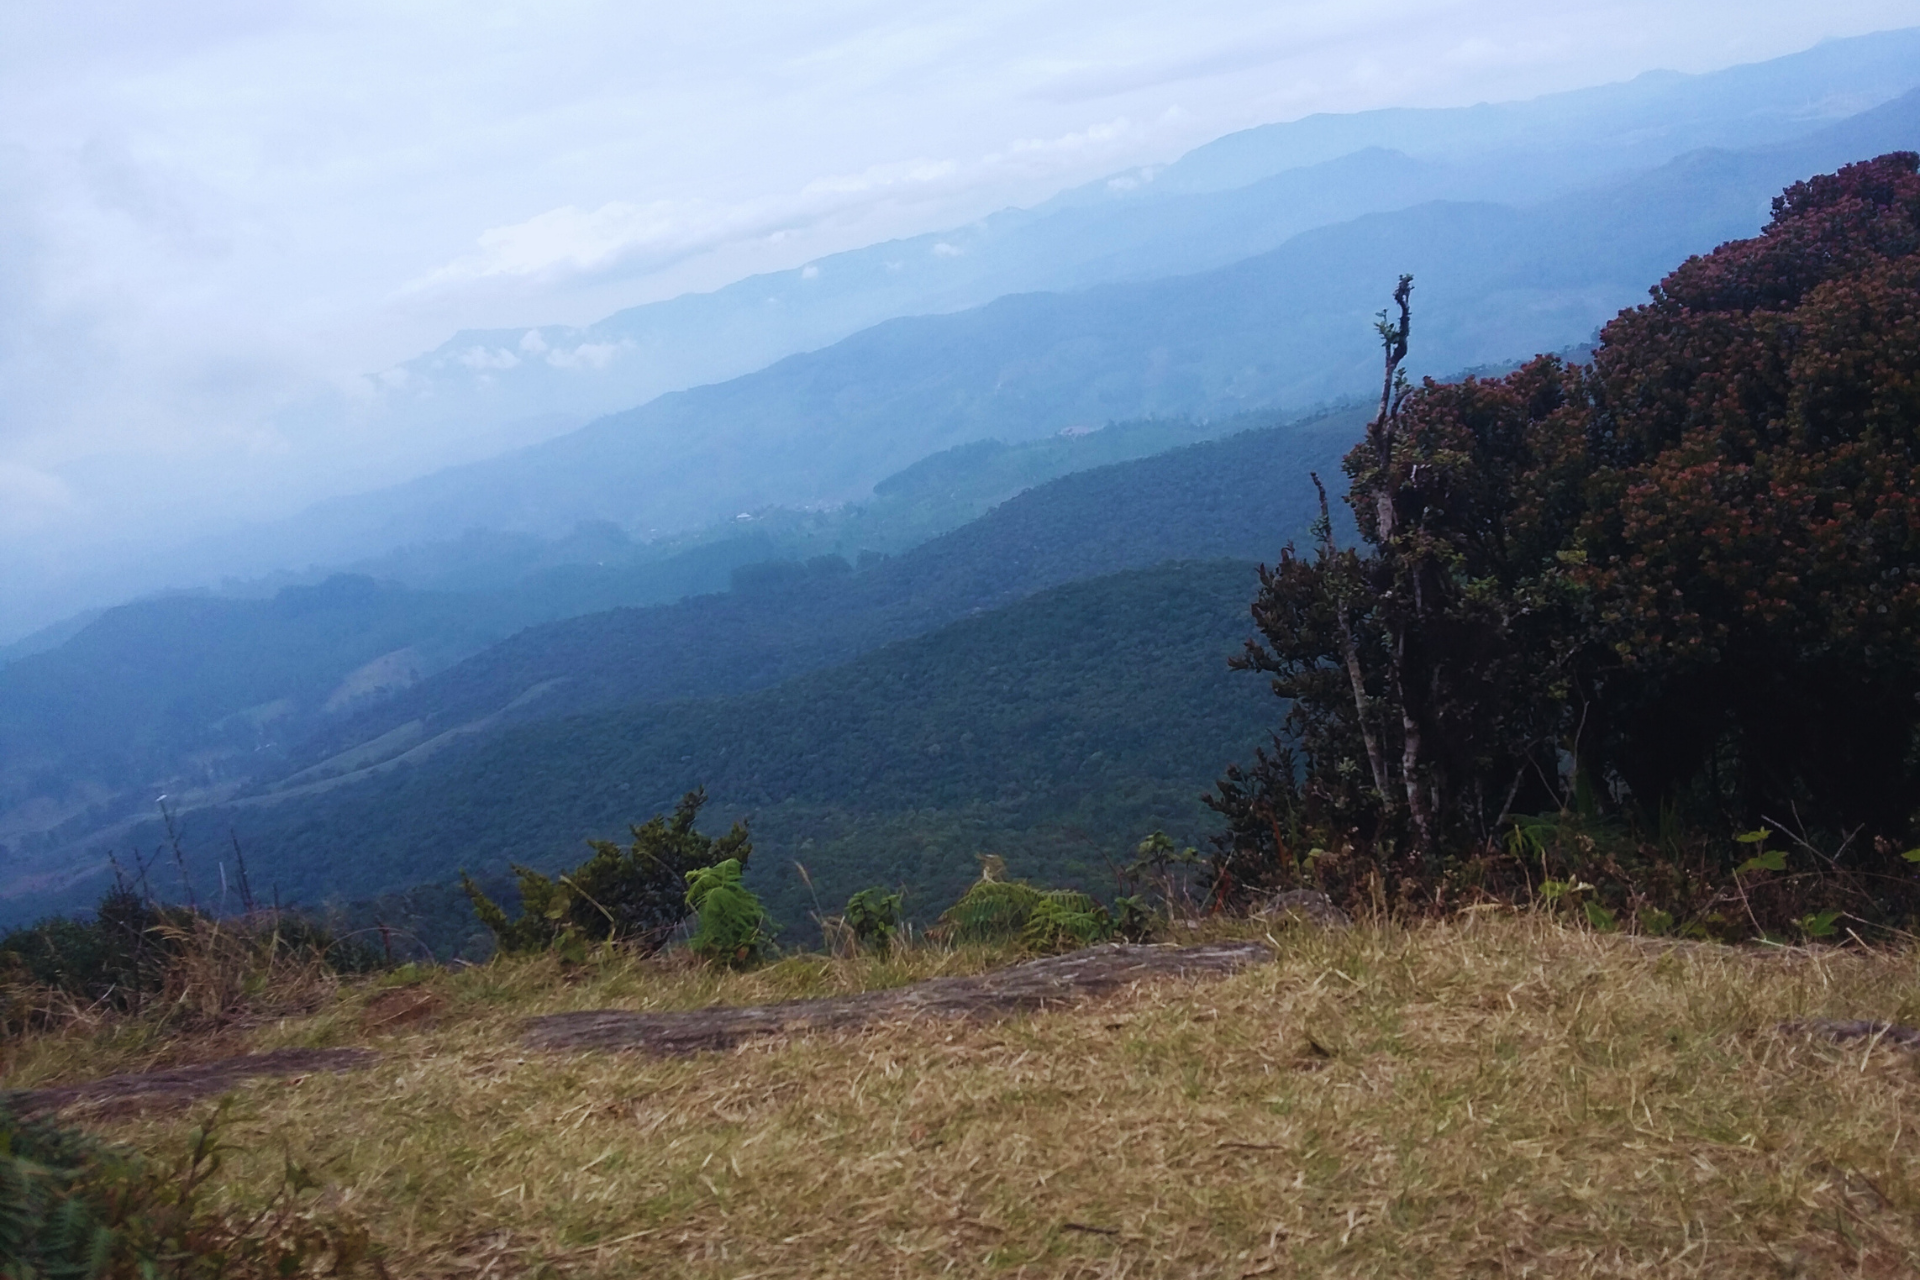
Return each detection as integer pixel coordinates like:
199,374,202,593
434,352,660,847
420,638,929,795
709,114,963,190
683,858,769,967
842,887,904,950
937,857,1117,952
0,1101,380,1278
462,788,750,957
1,884,377,1043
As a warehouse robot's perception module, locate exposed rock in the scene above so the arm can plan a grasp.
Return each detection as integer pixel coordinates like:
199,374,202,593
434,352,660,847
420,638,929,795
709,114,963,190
524,940,1273,1055
5,1048,380,1118
1252,889,1352,930
1777,1018,1920,1050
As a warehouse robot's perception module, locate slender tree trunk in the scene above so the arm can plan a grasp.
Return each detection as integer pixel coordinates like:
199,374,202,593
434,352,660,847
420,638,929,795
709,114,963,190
1313,473,1391,800
1394,636,1436,857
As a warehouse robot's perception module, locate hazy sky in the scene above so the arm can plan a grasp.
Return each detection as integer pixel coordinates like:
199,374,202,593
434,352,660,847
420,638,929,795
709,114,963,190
3,0,1920,606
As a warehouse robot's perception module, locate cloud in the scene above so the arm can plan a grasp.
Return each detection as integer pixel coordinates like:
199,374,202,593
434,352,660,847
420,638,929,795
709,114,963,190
0,462,77,535
414,199,736,288
411,122,1148,294
545,340,629,370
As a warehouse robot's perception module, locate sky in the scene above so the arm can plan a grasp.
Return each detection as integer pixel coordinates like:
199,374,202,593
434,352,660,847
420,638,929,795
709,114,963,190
3,0,1920,635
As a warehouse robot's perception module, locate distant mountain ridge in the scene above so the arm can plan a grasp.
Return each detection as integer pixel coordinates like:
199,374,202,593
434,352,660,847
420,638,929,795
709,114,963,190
121,560,1285,947
0,411,1272,877
184,89,1920,579
384,27,1920,437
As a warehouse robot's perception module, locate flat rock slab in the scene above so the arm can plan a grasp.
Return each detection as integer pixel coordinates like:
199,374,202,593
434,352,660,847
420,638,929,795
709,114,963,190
1778,1018,1920,1050
5,1047,380,1118
525,940,1274,1056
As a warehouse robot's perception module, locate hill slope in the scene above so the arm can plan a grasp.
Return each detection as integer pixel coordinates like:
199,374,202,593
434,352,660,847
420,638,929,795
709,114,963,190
254,412,1359,796
0,412,1272,875
136,560,1281,942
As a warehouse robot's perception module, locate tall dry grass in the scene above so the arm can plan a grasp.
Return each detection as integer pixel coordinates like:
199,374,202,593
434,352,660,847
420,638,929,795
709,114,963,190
15,914,1912,1277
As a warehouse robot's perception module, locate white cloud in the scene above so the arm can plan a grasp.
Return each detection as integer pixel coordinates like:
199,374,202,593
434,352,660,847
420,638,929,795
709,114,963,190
545,340,629,371
415,200,731,288
0,462,76,535
455,346,521,371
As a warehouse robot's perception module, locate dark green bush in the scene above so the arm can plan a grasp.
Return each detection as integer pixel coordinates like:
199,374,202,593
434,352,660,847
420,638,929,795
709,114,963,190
843,888,903,950
463,788,751,956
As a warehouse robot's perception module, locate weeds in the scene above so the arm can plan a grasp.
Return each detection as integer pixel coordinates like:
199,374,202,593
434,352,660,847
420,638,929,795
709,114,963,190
0,1098,382,1278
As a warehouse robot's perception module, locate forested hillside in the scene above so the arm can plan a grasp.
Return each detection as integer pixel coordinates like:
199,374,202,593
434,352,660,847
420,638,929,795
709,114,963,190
0,578,532,862
0,411,1280,880
251,412,1358,795
137,560,1277,951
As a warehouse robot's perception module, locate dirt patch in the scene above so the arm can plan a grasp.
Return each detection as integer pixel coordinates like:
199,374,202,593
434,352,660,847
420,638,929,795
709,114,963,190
360,986,445,1033
524,940,1273,1055
5,1047,380,1119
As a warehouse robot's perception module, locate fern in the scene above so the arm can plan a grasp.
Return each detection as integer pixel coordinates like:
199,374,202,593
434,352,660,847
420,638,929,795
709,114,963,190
1020,892,1113,954
937,866,1115,952
938,880,1045,944
684,860,768,967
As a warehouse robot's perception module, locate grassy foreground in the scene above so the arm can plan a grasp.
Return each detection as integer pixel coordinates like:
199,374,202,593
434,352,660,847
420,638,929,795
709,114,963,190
9,915,1920,1277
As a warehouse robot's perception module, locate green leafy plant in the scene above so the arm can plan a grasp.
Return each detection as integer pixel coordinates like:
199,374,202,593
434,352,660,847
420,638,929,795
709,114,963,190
1798,909,1844,939
1734,831,1787,875
684,859,768,967
1020,893,1114,954
843,889,903,951
1109,895,1156,943
1123,831,1201,916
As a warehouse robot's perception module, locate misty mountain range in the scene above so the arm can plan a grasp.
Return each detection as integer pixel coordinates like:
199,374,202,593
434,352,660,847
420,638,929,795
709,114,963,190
376,26,1920,445
6,30,1920,936
115,37,1920,597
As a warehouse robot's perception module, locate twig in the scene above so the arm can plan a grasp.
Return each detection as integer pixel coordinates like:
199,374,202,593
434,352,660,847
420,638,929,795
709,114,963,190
160,800,196,911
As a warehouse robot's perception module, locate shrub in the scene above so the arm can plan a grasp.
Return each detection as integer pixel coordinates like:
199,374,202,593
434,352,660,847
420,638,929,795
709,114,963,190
1,889,378,1041
843,888,903,950
1209,153,1920,932
463,788,751,956
1018,893,1114,954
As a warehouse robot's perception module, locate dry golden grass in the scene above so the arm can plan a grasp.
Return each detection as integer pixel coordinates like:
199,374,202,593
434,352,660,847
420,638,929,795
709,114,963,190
14,915,1920,1277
